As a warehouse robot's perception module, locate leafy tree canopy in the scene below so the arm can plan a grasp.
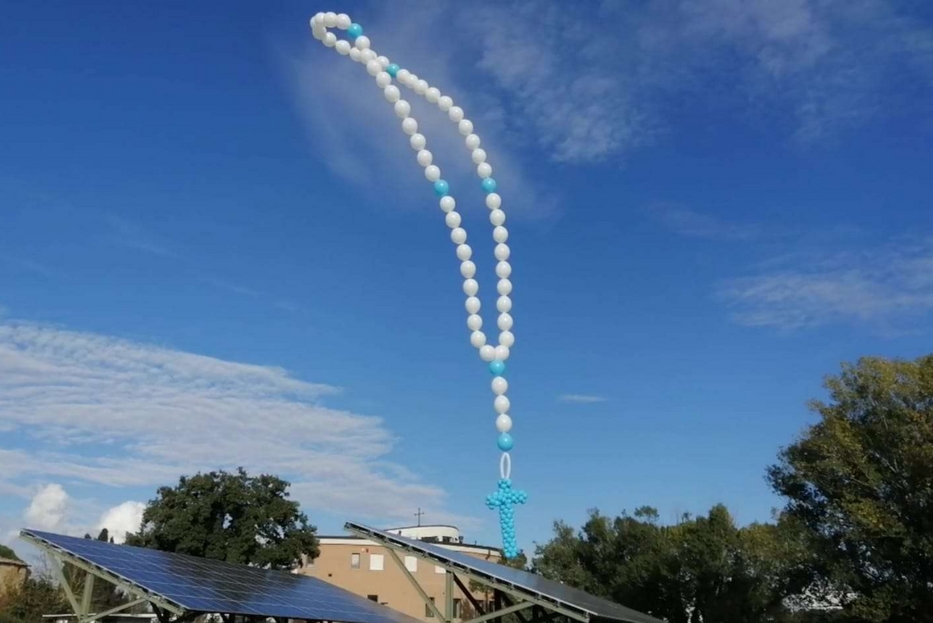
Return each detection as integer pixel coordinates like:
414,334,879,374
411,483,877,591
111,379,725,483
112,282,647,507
0,544,21,562
768,355,933,622
126,468,319,570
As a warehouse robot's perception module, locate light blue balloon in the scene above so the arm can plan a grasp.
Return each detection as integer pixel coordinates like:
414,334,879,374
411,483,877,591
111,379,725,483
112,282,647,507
347,23,363,39
482,177,498,193
497,433,514,451
489,360,506,376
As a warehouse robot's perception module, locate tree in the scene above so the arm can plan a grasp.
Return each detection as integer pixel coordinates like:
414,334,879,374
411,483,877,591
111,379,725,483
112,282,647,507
126,468,319,569
0,545,22,562
533,506,813,623
768,355,933,622
0,576,69,623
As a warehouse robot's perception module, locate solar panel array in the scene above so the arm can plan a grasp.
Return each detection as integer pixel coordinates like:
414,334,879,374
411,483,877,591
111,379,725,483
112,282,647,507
23,529,420,623
347,523,664,623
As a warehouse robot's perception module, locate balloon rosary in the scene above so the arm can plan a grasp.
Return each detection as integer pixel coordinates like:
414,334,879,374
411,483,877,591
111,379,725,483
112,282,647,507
310,12,527,559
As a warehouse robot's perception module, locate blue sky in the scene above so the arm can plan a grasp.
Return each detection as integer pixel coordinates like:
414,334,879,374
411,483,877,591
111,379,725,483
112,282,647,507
2,0,932,560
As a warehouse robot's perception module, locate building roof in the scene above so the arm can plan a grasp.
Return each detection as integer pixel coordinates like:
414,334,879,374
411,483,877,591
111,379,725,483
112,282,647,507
0,556,28,568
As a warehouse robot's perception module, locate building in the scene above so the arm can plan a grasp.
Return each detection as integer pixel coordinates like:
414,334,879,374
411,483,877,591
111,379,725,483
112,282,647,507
299,525,501,622
44,616,157,623
0,556,29,596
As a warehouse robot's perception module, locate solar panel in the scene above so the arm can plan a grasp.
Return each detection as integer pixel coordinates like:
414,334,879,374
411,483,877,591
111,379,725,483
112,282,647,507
346,523,663,623
22,529,421,623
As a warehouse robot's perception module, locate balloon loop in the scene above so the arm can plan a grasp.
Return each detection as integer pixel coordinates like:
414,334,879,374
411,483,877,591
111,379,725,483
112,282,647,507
500,452,512,480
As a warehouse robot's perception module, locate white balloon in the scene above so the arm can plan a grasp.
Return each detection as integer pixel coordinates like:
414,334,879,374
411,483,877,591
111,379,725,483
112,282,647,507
477,162,492,178
465,296,481,314
497,279,512,295
410,133,427,150
336,13,351,29
467,314,483,331
439,196,456,213
415,79,429,94
323,12,337,27
349,47,362,61
465,134,481,150
472,148,487,164
499,330,515,347
438,96,453,111
404,73,417,87
490,209,506,226
426,87,440,103
360,49,376,63
402,117,418,135
367,59,382,76
397,69,411,83
480,345,496,362
417,149,433,167
496,413,513,433
497,295,512,313
494,395,511,414
493,226,508,243
495,345,511,361
311,12,324,25
486,193,501,209
460,261,476,279
463,279,479,296
323,32,337,47
394,100,411,118
456,244,472,261
471,331,487,348
384,85,401,103
496,261,512,278
312,24,326,39
377,55,390,68
451,228,467,244
355,35,371,50
495,243,510,261
448,106,464,122
492,376,509,395
459,119,474,136
424,165,441,181
376,71,392,87
336,40,352,55
445,211,461,228
498,313,513,331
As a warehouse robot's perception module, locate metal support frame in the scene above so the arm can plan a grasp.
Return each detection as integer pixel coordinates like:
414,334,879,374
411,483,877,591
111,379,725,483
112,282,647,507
453,573,485,616
462,601,534,623
446,570,455,621
385,547,447,621
345,523,591,623
500,591,530,623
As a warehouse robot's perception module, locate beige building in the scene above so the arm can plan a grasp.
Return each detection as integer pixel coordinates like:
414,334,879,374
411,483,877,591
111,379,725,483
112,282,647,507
299,525,501,622
0,556,28,596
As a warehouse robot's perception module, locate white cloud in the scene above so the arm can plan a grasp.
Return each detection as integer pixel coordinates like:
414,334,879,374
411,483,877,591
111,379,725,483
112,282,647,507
24,484,69,531
558,394,607,404
719,238,933,330
96,501,145,543
647,203,767,241
0,319,461,524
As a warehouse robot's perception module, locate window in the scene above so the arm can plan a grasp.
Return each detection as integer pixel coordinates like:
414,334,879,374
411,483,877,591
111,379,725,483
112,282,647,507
404,555,418,572
367,595,379,602
350,553,360,569
369,553,385,571
434,565,446,574
453,598,462,619
425,597,436,618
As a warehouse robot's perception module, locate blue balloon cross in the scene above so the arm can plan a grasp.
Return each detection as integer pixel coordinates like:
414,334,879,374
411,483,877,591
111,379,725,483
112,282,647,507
486,478,527,559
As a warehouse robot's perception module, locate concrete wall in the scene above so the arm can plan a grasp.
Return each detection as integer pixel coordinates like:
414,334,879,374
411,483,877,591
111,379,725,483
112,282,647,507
0,561,28,596
300,541,501,622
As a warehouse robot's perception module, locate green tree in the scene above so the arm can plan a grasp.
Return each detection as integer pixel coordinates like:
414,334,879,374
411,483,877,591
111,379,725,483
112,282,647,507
0,545,22,562
768,355,933,622
534,506,812,623
0,576,69,623
126,468,319,569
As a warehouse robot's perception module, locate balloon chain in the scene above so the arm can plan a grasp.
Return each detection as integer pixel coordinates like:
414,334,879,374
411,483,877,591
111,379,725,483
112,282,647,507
310,11,527,559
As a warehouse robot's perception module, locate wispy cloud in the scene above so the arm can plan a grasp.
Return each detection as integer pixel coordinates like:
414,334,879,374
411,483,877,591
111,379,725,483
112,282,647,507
719,238,933,331
647,203,767,241
0,319,463,524
0,255,56,277
105,215,181,259
559,394,607,404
